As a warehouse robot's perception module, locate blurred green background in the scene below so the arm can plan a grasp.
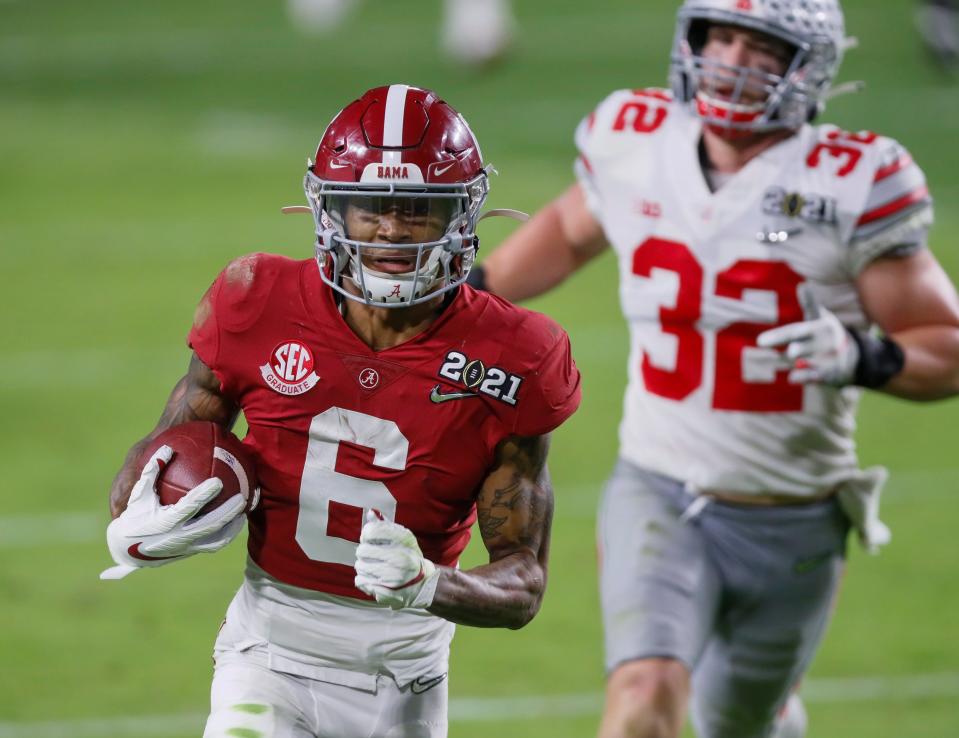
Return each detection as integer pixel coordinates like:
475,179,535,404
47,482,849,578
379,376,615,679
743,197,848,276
1,0,957,736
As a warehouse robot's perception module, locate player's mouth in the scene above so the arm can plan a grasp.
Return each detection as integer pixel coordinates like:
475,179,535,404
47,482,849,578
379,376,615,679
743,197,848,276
365,252,419,274
700,86,766,108
714,86,755,101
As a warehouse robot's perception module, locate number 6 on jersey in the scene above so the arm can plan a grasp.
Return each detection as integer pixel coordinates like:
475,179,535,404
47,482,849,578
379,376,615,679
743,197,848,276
296,408,406,566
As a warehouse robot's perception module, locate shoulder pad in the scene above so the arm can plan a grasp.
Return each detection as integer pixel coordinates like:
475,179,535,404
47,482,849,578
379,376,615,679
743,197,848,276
576,88,675,161
804,125,887,180
479,293,566,362
851,133,932,252
508,307,580,437
201,252,292,334
803,126,934,270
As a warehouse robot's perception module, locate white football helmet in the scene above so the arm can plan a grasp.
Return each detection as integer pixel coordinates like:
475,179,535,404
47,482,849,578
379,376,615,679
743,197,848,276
669,0,851,132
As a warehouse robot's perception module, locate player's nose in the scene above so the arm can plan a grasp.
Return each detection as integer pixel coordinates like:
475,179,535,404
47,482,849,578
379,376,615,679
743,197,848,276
721,36,751,68
375,212,412,242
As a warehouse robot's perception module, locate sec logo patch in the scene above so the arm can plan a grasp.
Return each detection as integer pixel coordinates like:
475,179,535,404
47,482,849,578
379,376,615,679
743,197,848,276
260,340,320,395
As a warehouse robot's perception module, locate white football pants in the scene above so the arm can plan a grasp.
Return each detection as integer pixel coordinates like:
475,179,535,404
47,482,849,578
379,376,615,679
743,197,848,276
203,646,447,738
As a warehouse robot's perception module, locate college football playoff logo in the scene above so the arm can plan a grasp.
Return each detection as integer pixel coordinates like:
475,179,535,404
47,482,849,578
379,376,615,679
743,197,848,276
260,340,320,396
435,350,523,406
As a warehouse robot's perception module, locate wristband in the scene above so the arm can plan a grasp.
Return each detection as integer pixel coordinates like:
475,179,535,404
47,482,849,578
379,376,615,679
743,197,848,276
847,329,905,388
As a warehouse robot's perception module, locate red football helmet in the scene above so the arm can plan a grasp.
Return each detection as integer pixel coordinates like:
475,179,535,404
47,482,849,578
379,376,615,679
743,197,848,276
304,84,490,307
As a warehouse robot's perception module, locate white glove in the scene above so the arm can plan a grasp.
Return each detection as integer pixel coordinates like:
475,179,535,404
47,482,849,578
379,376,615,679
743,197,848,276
836,466,892,554
354,511,440,609
757,296,859,386
100,446,247,580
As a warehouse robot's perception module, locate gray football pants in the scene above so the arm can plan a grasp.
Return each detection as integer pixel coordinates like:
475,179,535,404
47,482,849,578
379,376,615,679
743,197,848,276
598,459,848,738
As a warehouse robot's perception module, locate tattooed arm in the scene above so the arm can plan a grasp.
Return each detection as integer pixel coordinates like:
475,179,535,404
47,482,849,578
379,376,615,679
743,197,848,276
426,434,554,629
108,353,239,518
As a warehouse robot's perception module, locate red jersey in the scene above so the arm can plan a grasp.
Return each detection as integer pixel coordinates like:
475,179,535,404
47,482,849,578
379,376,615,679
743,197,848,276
188,254,581,598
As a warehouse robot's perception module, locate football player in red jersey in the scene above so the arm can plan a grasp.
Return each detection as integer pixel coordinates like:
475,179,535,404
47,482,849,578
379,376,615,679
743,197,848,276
102,84,581,738
467,1,959,738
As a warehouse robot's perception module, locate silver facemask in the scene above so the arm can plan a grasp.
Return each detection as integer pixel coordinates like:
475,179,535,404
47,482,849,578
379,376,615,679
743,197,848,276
304,169,490,307
669,0,851,132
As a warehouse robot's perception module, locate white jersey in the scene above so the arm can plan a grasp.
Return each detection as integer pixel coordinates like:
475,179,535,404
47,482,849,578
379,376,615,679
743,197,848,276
575,88,933,497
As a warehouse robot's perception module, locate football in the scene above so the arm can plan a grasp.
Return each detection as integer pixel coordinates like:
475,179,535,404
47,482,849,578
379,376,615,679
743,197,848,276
138,421,258,515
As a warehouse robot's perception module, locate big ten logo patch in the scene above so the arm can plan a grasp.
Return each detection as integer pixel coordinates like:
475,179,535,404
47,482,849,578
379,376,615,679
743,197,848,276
436,350,524,406
260,341,321,396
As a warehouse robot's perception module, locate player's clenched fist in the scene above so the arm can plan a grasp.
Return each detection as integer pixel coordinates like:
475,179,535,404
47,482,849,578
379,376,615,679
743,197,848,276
758,303,859,386
354,512,440,610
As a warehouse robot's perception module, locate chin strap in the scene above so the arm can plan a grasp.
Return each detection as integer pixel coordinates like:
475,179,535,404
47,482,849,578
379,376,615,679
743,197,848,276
823,36,863,104
824,80,866,102
478,208,529,223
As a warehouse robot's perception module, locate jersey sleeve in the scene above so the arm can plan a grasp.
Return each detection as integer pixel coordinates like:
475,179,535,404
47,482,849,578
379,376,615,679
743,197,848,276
187,273,226,386
511,322,582,438
574,88,673,220
187,253,279,397
847,138,934,275
573,107,603,218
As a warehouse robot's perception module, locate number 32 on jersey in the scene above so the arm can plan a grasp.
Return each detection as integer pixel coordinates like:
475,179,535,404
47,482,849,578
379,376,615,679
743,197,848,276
632,237,805,413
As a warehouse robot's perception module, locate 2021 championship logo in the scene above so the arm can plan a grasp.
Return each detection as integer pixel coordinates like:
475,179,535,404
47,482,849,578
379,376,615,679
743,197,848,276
260,340,320,396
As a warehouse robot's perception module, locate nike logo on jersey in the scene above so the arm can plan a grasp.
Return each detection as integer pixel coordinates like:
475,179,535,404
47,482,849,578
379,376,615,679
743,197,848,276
429,385,480,403
410,673,448,694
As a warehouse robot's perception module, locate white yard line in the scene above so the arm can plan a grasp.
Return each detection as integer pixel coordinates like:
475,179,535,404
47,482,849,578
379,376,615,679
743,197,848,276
0,714,207,738
0,512,103,548
0,484,597,549
0,348,183,390
193,110,304,157
1,672,959,736
0,331,620,390
4,468,958,550
801,671,959,703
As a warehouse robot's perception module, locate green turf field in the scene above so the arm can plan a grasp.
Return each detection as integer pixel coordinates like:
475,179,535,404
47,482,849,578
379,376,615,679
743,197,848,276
2,0,958,735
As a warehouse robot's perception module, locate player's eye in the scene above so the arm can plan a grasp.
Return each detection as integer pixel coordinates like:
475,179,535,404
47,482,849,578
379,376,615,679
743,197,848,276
348,196,377,213
409,200,433,217
707,26,730,42
756,43,790,63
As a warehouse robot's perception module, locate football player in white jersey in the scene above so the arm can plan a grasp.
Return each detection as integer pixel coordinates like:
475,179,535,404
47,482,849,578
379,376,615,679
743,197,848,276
286,0,516,66
917,0,959,69
467,1,959,737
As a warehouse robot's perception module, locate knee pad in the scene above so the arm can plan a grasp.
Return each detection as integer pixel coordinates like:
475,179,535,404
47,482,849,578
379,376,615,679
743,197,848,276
204,703,276,738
